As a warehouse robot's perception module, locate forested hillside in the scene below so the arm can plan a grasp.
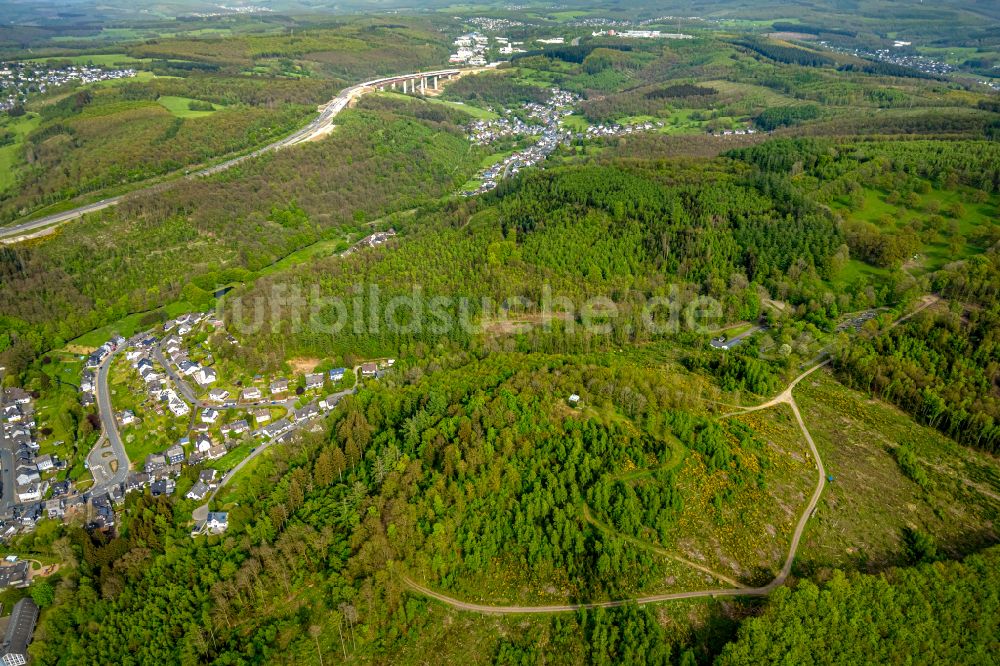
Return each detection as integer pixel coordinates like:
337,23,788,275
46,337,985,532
0,97,482,369
25,347,1000,664
717,547,1000,665
834,255,1000,452
213,137,1000,378
0,18,453,222
1,12,999,665
2,83,316,220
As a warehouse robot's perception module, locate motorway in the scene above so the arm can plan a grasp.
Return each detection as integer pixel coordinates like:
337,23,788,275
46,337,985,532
0,67,463,242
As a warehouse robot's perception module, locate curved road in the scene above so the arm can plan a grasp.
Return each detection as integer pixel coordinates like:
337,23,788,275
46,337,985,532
0,68,462,242
92,227,393,502
192,367,361,524
401,360,830,613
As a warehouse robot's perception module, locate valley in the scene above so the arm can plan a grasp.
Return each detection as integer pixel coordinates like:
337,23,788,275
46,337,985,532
0,3,997,665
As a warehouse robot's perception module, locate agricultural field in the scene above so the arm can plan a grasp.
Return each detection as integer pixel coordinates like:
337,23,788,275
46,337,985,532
24,53,149,67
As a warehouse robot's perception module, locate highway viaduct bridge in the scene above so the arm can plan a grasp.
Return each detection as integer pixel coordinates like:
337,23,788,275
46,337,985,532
362,69,461,95
0,67,473,242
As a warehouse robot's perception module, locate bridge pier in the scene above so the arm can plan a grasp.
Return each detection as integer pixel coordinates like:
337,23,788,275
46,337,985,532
420,77,426,94
433,76,438,90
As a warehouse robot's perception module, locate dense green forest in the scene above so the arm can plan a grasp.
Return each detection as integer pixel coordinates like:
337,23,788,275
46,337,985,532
441,71,549,107
23,348,1000,664
834,255,1000,452
717,546,1000,664
2,13,999,664
2,83,316,221
212,136,1000,377
0,96,483,373
0,18,454,221
734,38,836,68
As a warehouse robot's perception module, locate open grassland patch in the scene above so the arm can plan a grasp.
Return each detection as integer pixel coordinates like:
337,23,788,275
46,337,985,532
795,371,1000,575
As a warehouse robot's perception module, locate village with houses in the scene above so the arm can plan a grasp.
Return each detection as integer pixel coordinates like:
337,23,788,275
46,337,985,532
0,386,71,531
461,87,676,196
0,61,137,112
0,306,394,548
449,31,527,66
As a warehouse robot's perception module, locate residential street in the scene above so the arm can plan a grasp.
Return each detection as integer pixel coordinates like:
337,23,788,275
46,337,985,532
87,346,130,495
191,368,360,526
0,388,16,519
80,227,396,502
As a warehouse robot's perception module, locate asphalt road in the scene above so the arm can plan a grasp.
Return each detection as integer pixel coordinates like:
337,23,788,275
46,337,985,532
0,68,462,242
0,387,16,519
710,325,763,350
152,345,199,405
153,340,297,415
192,367,361,524
0,198,121,240
88,346,131,494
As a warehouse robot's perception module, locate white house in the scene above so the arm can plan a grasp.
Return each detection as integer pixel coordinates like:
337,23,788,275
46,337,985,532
3,405,22,423
15,468,39,487
6,388,31,405
206,511,228,533
208,388,230,402
201,408,220,424
195,367,218,386
16,483,42,503
165,390,189,417
221,419,249,436
305,373,324,391
242,387,262,401
186,481,209,501
195,434,213,453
